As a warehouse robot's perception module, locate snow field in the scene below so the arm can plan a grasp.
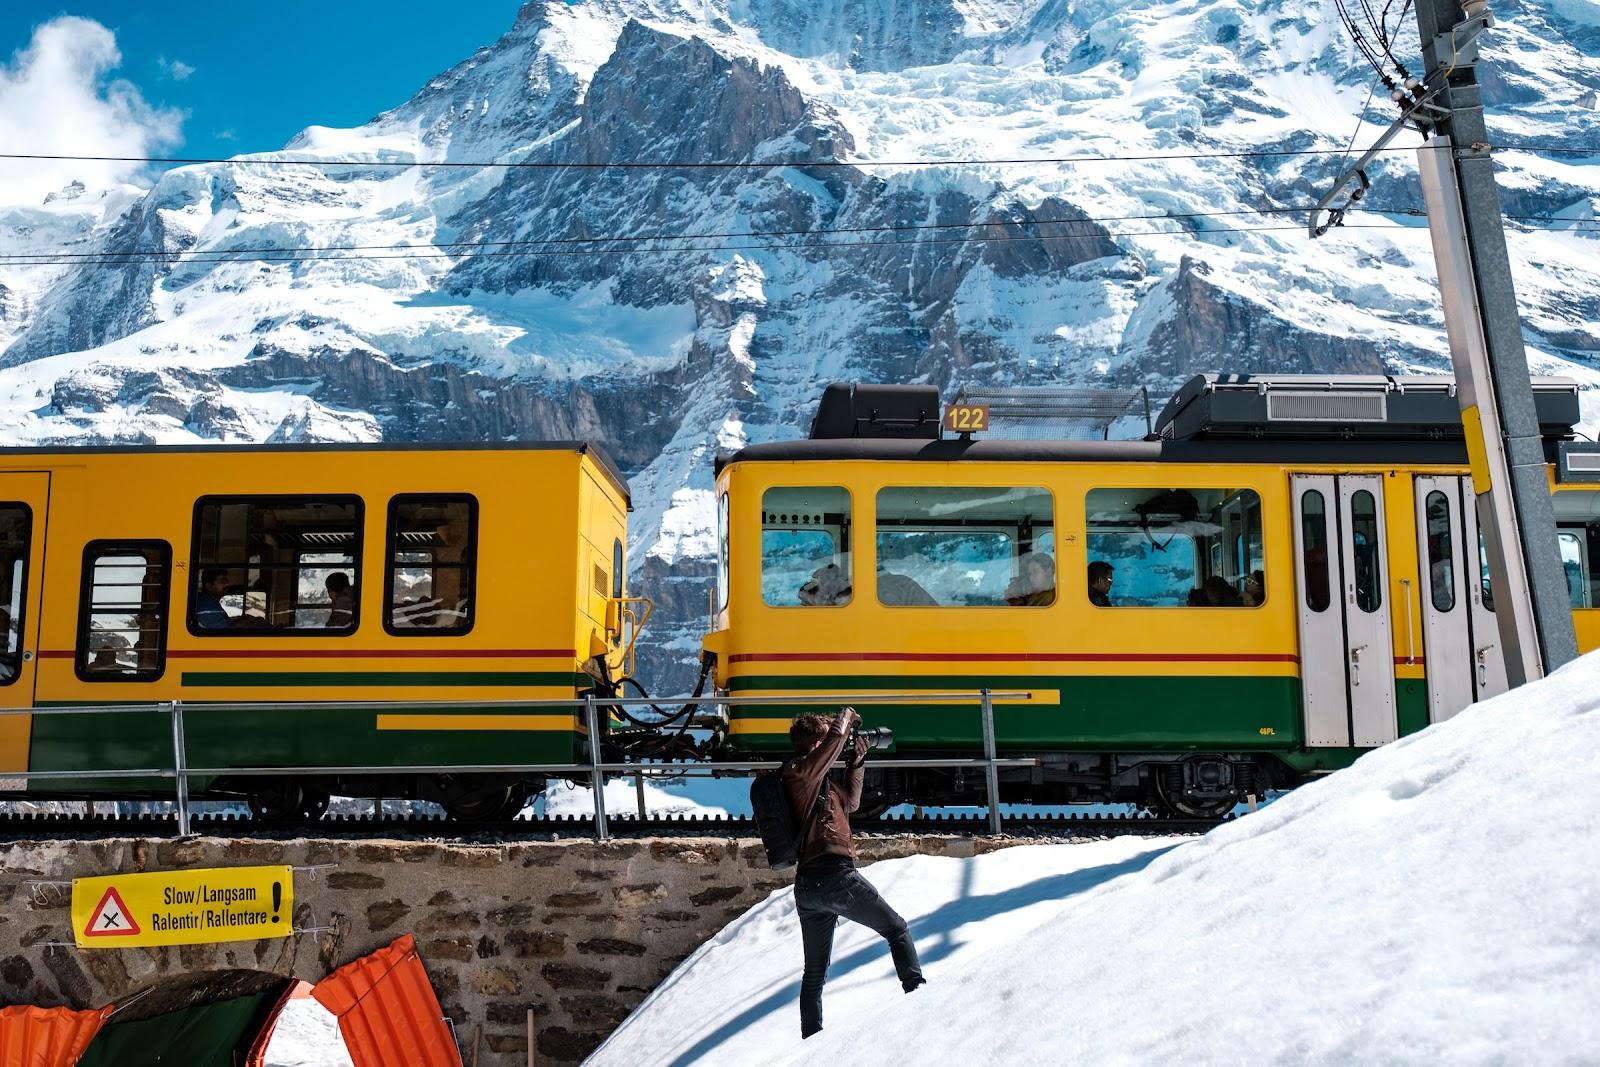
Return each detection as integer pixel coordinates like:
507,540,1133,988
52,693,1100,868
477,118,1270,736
595,649,1600,1065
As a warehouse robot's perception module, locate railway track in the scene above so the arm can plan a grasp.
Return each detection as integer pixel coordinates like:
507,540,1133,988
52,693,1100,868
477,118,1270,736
0,810,1227,840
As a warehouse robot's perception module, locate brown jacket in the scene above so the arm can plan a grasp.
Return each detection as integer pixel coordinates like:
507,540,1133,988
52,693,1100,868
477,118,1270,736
781,713,864,869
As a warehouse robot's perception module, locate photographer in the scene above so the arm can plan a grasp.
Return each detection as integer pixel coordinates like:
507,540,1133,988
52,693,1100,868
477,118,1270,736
783,707,925,1039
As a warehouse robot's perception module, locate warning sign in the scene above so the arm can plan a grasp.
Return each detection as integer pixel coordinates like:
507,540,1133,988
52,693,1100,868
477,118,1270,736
71,865,294,949
82,886,140,938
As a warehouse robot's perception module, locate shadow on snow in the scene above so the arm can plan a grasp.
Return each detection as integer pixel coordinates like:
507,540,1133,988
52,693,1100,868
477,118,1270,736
660,846,1177,1067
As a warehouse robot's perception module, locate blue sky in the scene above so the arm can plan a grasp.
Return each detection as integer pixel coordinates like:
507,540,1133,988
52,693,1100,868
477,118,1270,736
4,2,525,160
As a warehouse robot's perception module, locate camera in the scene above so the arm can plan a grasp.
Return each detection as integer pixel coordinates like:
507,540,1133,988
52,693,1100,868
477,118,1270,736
849,725,894,751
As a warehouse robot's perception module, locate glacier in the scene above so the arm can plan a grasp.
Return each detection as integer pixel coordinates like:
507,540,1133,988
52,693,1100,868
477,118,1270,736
1,0,1598,684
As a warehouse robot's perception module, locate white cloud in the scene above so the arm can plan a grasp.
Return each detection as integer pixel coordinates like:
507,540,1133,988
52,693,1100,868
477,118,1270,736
0,17,183,206
157,55,195,81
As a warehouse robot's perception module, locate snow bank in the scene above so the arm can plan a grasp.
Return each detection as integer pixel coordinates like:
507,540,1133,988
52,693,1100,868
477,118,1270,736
594,650,1600,1065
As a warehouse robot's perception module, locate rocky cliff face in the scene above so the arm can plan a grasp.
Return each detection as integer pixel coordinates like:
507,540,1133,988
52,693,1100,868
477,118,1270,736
1,0,1598,687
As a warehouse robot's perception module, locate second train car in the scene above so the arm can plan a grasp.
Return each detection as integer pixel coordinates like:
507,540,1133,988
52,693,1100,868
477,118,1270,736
702,376,1600,816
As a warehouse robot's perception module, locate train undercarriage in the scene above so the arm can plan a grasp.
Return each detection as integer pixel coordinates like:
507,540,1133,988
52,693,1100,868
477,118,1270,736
851,752,1300,819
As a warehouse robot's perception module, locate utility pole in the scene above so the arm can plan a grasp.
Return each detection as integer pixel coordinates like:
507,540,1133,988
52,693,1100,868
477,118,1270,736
1406,0,1578,683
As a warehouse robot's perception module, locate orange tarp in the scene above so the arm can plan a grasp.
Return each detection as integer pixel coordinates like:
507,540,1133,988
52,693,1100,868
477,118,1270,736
0,1005,112,1067
311,934,461,1067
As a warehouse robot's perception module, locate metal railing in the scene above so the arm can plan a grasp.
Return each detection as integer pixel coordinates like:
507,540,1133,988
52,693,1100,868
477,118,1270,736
0,690,1032,839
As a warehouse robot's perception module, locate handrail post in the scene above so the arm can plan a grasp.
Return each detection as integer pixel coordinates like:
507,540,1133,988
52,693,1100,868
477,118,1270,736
979,688,1002,836
168,700,191,837
584,694,609,841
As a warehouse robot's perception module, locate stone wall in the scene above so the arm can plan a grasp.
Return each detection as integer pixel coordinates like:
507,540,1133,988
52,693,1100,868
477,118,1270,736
0,834,1017,1064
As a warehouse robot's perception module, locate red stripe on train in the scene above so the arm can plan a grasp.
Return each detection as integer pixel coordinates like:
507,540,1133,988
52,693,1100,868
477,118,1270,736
727,651,1303,665
36,648,575,660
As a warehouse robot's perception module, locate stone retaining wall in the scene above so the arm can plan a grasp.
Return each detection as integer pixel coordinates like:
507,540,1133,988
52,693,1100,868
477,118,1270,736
0,835,1023,1064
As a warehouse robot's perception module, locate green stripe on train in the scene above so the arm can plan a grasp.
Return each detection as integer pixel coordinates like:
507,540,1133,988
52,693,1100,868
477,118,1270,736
22,699,586,793
725,672,1428,774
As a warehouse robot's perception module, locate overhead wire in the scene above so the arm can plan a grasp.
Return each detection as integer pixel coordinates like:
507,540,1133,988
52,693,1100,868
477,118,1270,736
0,142,1463,171
0,222,1427,270
1334,0,1395,85
0,204,1358,263
3,140,1589,175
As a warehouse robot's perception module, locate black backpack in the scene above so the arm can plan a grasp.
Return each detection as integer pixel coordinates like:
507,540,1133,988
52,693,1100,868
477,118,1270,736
751,766,828,873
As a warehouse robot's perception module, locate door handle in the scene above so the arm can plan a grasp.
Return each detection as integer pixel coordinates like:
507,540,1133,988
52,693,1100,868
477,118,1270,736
1476,644,1495,688
1350,644,1367,686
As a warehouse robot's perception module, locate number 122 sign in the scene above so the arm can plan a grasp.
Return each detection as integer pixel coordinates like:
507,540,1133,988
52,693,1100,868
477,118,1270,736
943,403,990,434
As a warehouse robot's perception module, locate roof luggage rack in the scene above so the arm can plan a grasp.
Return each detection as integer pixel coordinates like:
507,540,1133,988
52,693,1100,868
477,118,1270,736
949,385,1153,440
1153,373,1580,442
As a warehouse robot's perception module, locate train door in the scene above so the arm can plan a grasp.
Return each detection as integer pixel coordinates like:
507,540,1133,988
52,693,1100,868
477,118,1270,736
0,472,49,785
1291,474,1397,748
1414,475,1507,722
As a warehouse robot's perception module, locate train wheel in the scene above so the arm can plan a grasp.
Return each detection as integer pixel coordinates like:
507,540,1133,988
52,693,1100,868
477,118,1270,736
435,776,529,821
1151,759,1242,819
247,780,329,823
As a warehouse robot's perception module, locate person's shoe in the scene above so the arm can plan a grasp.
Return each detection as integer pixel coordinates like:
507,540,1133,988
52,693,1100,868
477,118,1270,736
902,977,926,993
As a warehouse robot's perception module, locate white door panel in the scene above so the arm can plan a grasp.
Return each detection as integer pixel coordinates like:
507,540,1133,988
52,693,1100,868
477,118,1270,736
1462,486,1510,701
1338,475,1397,747
1415,476,1474,722
1292,476,1349,747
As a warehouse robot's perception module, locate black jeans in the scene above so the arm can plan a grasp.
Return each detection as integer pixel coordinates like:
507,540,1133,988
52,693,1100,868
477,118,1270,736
795,858,923,1037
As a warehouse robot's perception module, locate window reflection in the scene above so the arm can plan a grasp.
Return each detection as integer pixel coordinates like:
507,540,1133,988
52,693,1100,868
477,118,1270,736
762,487,851,607
1301,490,1330,613
1426,491,1456,612
875,487,1054,607
1350,490,1382,613
1085,487,1263,608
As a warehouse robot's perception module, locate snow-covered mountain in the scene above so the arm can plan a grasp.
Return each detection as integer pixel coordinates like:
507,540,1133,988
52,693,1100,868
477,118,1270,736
3,0,1599,684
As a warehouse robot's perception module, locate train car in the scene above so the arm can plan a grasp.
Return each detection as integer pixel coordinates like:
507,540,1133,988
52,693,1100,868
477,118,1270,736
702,376,1600,816
0,442,632,819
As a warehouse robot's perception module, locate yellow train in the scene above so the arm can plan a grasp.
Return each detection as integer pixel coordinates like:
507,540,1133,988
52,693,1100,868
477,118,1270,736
3,374,1596,821
0,442,630,818
703,376,1600,815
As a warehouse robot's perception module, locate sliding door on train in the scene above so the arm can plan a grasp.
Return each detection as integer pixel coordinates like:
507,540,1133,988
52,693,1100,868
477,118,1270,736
0,472,49,786
1414,476,1509,721
1291,474,1398,749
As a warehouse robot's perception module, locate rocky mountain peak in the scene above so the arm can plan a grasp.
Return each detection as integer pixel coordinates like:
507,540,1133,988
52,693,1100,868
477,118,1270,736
0,0,1595,686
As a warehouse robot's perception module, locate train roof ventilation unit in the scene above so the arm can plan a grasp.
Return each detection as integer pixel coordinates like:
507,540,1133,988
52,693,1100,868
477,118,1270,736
809,383,941,440
1154,373,1581,442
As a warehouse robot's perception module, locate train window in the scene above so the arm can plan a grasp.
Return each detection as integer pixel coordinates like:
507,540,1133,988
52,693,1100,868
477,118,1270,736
0,505,31,685
613,539,625,599
190,497,362,635
77,541,171,682
1085,487,1263,607
1558,533,1587,609
386,496,476,635
717,493,730,613
875,487,1054,607
1300,491,1330,612
1477,530,1494,612
1350,490,1382,613
763,487,851,607
1425,491,1456,612
1553,489,1600,609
